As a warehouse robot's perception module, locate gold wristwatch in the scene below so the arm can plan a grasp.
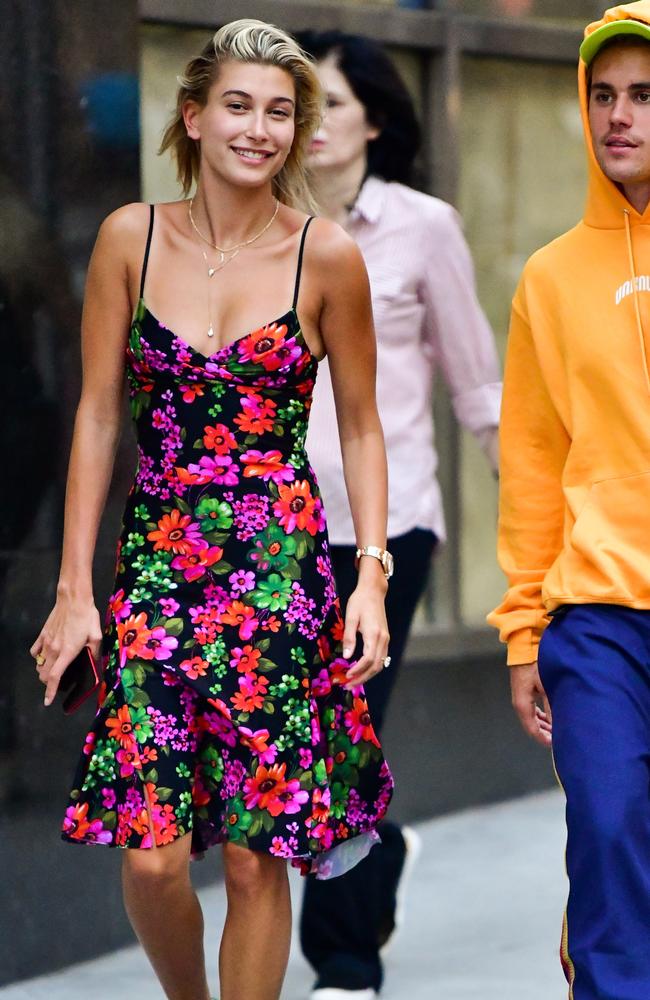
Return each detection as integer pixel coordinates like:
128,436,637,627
354,545,394,580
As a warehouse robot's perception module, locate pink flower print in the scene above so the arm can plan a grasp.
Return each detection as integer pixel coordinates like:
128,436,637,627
229,569,255,595
84,820,113,845
240,449,295,484
270,836,293,858
277,778,309,815
159,597,180,616
298,747,313,769
238,726,278,765
101,788,116,809
109,588,132,623
83,732,97,756
186,455,240,486
143,625,179,662
311,667,332,697
171,545,223,582
202,709,238,747
116,746,140,777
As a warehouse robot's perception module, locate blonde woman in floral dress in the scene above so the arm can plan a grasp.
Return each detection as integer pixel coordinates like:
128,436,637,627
30,20,393,1000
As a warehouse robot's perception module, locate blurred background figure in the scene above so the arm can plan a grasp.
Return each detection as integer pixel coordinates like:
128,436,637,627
299,31,502,1000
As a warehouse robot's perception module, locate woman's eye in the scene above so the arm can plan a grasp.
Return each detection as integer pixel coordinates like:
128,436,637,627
228,102,247,112
270,108,289,118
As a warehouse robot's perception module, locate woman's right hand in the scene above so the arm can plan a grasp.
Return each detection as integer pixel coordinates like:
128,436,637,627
30,593,103,707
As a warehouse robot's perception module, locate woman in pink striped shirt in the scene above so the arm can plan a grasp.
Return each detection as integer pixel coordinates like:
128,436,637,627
298,30,502,1000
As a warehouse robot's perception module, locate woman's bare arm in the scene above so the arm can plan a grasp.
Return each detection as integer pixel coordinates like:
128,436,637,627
31,205,144,705
313,221,389,688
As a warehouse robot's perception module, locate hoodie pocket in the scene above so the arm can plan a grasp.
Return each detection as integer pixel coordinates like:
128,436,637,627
568,472,650,597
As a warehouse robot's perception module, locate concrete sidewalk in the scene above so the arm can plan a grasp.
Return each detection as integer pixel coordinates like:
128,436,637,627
0,790,569,1000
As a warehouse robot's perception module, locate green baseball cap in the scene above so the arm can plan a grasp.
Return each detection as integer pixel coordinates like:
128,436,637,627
580,19,650,66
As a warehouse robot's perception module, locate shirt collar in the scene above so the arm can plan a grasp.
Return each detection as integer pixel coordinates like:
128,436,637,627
349,175,387,225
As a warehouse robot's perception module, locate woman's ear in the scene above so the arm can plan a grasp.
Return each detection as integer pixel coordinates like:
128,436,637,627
366,123,381,143
183,100,202,141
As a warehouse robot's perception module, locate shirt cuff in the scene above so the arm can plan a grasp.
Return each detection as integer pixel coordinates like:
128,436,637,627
451,381,502,435
506,627,541,667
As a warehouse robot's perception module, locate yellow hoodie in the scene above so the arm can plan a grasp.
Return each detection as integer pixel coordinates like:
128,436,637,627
488,1,650,666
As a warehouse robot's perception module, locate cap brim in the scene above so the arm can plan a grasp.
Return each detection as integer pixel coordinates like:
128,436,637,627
580,19,650,66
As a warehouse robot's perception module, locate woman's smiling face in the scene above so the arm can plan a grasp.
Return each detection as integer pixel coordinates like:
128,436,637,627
184,59,297,188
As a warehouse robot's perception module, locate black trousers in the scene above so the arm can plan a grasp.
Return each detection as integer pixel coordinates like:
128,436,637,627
300,527,437,992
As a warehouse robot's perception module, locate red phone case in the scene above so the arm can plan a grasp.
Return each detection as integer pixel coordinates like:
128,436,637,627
58,646,101,715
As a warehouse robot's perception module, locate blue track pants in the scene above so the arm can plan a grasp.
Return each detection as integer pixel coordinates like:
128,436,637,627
538,605,650,1000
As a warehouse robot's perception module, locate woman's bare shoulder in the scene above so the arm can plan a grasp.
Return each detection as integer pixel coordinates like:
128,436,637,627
306,216,365,271
97,202,152,245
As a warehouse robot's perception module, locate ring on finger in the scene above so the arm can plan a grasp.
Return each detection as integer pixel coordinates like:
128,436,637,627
382,655,391,669
35,653,45,666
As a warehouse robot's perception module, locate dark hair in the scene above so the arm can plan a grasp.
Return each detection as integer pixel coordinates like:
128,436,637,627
297,30,421,185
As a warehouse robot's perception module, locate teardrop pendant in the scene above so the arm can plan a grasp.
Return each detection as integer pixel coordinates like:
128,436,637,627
208,267,215,278
207,325,214,338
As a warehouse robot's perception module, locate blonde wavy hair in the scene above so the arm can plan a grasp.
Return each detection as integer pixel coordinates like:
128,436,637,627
159,19,322,212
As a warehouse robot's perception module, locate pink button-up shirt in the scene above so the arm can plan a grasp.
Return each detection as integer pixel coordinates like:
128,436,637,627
306,176,502,546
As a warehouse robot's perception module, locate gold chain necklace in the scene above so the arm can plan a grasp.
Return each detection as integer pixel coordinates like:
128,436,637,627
189,197,280,340
188,196,279,269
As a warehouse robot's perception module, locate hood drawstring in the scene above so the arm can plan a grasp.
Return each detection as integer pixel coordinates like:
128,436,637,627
624,208,650,394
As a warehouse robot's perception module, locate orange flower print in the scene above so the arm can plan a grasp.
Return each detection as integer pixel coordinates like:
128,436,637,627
179,656,208,680
171,545,223,582
345,697,381,747
117,611,152,668
241,449,295,484
179,382,204,403
221,600,259,641
234,396,277,435
230,673,268,712
237,323,294,371
229,645,261,673
203,422,237,454
273,480,318,534
62,802,91,840
106,704,138,749
147,509,204,555
153,803,178,846
243,762,288,814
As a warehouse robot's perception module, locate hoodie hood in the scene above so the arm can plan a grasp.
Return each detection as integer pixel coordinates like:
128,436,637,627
581,1,650,229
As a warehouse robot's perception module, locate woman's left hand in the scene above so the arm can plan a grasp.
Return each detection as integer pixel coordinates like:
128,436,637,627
342,570,390,690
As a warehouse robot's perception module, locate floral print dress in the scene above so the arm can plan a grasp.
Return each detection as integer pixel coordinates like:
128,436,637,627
62,209,393,878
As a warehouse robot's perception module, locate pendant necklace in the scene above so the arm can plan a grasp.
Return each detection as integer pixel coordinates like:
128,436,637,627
189,196,280,337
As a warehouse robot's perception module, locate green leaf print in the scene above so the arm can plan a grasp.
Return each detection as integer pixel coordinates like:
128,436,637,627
144,769,158,784
102,810,117,830
155,787,174,802
162,617,185,636
130,687,151,709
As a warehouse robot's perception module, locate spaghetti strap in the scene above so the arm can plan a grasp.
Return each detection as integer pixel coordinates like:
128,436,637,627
139,204,155,301
292,216,314,310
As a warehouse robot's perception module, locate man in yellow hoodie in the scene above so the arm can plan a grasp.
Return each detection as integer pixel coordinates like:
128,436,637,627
489,3,650,997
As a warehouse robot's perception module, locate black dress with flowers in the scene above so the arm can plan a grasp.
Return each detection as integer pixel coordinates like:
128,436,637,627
62,209,393,877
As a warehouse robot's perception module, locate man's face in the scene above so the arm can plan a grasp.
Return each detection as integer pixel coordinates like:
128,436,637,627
589,43,650,193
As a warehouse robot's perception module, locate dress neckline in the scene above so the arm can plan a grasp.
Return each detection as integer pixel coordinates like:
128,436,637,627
134,299,321,364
